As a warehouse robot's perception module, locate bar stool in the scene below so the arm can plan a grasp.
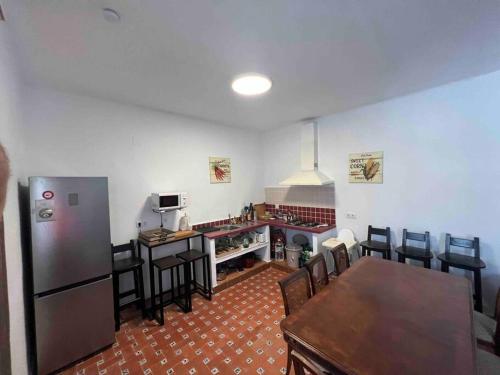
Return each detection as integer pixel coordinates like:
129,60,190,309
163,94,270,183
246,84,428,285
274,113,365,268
359,225,392,260
176,249,212,301
437,234,485,312
111,240,146,331
152,256,190,325
395,229,433,269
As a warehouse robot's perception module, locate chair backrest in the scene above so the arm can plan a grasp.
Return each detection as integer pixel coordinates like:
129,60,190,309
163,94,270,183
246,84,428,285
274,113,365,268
278,268,312,316
305,253,329,295
402,229,430,253
291,350,329,375
445,234,480,258
111,240,136,260
368,225,391,246
330,243,350,276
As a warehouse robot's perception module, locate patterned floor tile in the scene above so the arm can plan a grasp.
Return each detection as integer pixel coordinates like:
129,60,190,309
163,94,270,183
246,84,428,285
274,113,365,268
60,268,289,374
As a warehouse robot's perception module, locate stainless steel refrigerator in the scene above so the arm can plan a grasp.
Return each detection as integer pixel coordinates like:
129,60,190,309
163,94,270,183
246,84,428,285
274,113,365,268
27,177,115,374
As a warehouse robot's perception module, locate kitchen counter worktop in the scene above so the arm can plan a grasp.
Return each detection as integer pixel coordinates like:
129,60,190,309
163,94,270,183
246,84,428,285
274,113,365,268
261,219,336,234
202,220,269,239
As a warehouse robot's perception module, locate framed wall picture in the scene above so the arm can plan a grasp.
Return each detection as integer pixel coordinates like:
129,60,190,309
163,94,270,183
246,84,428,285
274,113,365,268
209,157,231,184
349,151,383,183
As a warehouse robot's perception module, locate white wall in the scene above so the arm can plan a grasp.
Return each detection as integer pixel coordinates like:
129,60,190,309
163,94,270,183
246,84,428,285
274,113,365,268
19,86,265,296
20,87,264,237
262,70,500,313
0,24,28,375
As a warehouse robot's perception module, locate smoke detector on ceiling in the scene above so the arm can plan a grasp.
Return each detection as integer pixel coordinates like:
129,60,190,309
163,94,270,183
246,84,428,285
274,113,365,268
102,8,120,23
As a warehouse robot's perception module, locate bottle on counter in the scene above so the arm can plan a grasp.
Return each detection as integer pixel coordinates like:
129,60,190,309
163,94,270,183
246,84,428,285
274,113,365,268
179,211,190,231
247,203,253,221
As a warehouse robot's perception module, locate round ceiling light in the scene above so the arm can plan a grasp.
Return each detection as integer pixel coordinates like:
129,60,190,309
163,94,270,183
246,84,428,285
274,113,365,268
231,73,272,96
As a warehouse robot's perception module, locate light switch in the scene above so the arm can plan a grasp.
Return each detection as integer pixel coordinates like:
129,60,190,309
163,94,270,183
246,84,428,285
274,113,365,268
346,212,357,219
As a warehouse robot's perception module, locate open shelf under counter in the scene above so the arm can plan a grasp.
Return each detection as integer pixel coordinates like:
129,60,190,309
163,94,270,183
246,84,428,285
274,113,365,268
204,223,271,289
215,241,269,264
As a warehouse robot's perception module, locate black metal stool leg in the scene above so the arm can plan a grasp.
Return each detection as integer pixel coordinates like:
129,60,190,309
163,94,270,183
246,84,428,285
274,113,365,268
133,268,139,309
473,269,483,312
202,257,208,294
206,256,212,300
138,265,146,318
185,263,192,311
397,254,404,264
441,262,449,273
158,268,164,325
112,272,120,331
192,261,197,291
176,265,186,311
424,259,431,269
170,266,175,304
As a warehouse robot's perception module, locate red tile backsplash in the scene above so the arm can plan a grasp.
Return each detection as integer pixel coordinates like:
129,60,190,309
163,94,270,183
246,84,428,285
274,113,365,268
265,204,335,225
193,204,336,230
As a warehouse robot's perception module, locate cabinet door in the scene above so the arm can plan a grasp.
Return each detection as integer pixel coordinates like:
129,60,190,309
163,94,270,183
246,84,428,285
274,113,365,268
35,276,115,375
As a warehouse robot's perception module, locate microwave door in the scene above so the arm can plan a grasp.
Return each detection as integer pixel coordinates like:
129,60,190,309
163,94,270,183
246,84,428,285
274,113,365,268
159,194,179,209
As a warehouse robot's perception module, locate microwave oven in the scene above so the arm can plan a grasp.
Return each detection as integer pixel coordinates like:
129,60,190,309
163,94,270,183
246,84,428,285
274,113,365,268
151,192,188,211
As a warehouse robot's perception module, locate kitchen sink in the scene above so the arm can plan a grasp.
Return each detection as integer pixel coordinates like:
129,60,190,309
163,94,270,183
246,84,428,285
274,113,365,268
217,225,241,231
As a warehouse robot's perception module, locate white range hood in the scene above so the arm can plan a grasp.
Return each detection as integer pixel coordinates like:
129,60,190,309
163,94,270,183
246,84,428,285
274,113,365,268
280,121,333,186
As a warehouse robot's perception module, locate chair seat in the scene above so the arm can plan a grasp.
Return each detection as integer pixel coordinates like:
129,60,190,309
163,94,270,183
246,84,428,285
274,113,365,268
437,252,486,270
176,249,207,262
113,257,144,273
474,310,497,345
153,255,185,270
359,240,390,251
477,349,500,375
395,246,433,259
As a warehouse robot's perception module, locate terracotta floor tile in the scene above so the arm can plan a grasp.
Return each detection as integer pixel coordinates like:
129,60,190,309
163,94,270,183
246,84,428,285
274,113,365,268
60,268,288,375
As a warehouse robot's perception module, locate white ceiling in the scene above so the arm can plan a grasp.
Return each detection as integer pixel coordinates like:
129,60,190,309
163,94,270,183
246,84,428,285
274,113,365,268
4,0,500,129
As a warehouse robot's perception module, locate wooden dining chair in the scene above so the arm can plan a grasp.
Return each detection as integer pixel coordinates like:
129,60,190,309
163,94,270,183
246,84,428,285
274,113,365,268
291,350,330,375
278,268,313,374
437,234,486,311
330,243,350,276
359,225,391,260
395,229,433,268
305,253,329,295
474,287,500,355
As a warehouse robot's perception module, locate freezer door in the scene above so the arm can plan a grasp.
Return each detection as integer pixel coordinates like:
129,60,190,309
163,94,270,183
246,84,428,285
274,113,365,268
29,177,112,293
35,276,115,375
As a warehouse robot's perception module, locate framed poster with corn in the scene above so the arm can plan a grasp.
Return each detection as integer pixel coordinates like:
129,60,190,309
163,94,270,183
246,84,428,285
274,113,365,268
209,157,231,184
349,151,383,183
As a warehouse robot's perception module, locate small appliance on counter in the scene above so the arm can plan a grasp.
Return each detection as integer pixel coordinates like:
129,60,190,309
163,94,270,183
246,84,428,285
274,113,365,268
150,191,188,212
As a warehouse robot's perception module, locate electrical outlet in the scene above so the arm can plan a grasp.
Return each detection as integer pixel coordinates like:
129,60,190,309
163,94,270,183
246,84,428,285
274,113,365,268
346,212,357,219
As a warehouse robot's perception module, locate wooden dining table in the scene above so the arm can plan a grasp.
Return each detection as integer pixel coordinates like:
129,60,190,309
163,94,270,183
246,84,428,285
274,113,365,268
280,257,477,375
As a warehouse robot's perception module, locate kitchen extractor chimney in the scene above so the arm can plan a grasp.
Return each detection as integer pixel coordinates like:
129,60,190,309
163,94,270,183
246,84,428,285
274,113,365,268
280,121,333,186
